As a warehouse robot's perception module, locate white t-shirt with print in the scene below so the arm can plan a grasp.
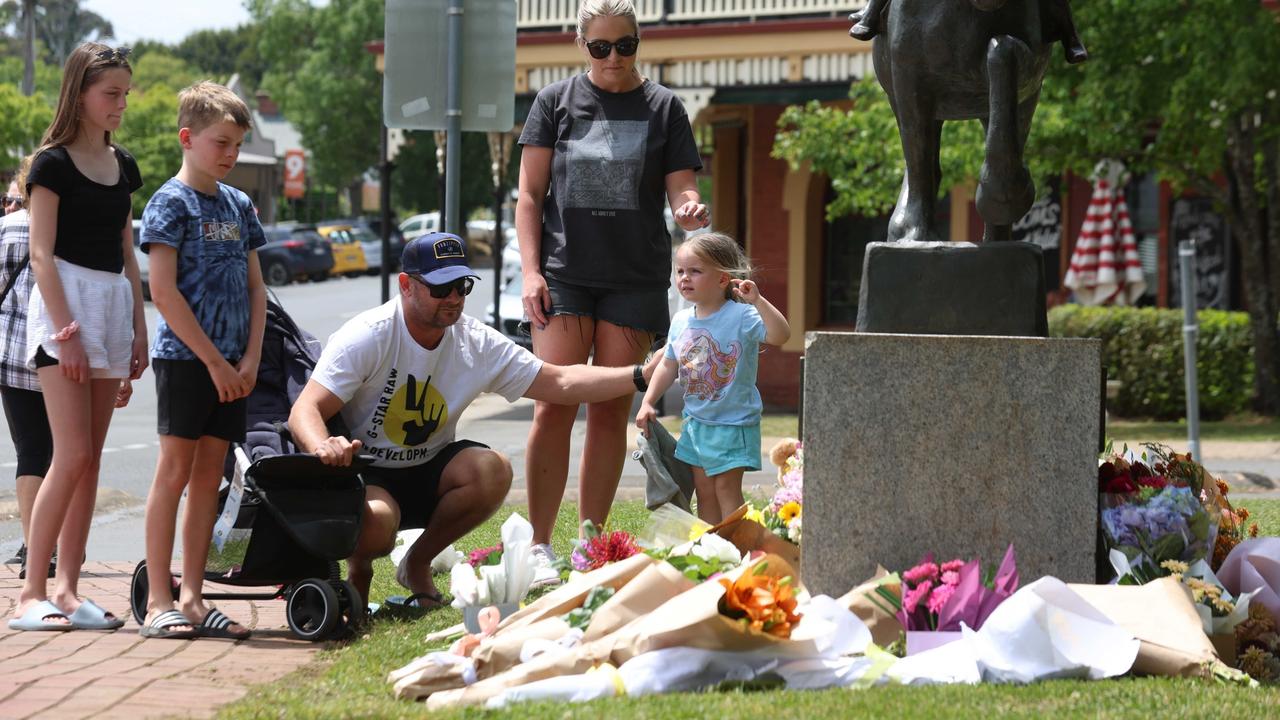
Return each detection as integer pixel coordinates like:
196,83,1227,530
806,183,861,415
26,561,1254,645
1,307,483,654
311,299,543,468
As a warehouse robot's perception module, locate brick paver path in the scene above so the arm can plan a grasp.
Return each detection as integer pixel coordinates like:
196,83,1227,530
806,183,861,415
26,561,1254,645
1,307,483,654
1,562,322,719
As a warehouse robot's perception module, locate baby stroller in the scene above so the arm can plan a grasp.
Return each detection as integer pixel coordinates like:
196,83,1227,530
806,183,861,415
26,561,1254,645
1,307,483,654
129,297,369,641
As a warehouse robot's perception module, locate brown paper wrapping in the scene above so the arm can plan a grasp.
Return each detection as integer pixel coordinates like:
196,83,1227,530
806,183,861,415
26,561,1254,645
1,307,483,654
583,560,695,642
428,554,825,710
837,567,903,648
1068,577,1218,678
713,505,802,576
391,554,658,700
495,552,657,633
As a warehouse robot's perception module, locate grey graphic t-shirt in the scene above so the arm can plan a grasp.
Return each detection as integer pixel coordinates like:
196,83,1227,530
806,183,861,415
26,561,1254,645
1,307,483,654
141,178,266,361
519,74,702,290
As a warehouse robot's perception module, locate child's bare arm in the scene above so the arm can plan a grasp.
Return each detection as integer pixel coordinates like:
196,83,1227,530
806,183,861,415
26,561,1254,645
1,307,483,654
236,250,267,393
635,356,679,436
732,279,791,347
148,244,247,402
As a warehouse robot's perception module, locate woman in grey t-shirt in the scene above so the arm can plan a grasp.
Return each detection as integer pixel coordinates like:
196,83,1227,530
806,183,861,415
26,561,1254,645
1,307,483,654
516,0,709,580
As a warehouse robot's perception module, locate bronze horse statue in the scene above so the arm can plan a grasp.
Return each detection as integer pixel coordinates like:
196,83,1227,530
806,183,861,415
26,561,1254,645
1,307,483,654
857,0,1058,243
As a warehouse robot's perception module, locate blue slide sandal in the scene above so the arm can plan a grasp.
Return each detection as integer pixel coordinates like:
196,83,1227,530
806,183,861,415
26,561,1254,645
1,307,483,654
8,600,73,631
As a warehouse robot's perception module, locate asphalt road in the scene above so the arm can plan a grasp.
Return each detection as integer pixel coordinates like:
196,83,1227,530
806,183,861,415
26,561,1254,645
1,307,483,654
0,269,721,561
0,270,509,559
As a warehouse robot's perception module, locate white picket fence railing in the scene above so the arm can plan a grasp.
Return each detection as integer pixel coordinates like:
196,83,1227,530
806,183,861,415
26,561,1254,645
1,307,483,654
517,0,864,29
667,0,862,23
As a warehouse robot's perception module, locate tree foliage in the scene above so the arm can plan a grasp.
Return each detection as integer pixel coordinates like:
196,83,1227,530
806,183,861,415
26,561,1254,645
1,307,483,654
171,25,268,90
0,81,51,167
29,0,113,66
773,0,1280,412
251,0,380,198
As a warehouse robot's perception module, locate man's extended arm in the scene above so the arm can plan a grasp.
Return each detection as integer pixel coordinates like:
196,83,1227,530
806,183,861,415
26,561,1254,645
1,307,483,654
289,380,363,466
523,352,662,405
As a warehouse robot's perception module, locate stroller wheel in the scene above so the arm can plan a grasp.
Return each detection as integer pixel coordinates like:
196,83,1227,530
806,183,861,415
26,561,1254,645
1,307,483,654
130,560,181,625
335,579,367,634
286,578,340,641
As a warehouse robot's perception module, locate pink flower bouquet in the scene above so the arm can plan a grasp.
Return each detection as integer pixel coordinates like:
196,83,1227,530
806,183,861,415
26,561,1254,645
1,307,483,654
871,544,1020,631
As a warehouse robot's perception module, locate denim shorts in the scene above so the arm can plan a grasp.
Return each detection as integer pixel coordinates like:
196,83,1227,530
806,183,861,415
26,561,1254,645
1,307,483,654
674,417,761,476
543,276,670,336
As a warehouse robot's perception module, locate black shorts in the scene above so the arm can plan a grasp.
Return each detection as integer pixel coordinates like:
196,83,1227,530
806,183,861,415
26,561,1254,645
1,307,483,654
154,358,247,442
362,440,488,529
0,385,52,477
543,276,670,336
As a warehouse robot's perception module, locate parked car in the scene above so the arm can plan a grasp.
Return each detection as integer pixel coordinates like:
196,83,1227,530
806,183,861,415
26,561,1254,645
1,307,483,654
399,212,440,241
260,225,336,286
318,222,385,274
344,216,405,270
316,225,369,277
485,275,530,349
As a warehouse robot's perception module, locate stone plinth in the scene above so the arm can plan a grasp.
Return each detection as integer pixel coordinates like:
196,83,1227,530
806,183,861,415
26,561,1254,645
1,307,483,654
855,241,1047,337
801,332,1101,598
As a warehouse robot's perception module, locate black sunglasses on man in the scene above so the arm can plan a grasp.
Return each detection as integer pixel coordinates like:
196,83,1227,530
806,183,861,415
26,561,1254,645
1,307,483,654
412,275,475,299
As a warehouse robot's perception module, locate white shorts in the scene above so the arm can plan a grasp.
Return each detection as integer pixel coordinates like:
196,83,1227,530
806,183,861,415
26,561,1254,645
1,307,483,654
26,258,135,379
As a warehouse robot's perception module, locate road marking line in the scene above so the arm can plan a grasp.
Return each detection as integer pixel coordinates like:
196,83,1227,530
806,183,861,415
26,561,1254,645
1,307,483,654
123,443,149,450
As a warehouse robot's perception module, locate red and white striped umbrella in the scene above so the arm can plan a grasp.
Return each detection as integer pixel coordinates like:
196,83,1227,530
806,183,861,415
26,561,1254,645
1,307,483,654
1063,162,1146,306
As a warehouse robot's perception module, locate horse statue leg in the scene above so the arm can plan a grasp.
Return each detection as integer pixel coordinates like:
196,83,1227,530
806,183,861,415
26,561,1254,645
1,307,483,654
886,94,944,244
975,35,1038,243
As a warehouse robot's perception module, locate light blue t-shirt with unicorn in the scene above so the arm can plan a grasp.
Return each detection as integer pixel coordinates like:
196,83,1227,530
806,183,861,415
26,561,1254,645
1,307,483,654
664,300,766,426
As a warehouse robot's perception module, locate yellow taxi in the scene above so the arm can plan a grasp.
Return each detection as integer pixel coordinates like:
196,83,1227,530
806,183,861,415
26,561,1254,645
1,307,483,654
317,224,369,277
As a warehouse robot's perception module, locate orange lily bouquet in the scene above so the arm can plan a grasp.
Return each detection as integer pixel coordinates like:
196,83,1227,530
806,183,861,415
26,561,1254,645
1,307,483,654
718,562,801,638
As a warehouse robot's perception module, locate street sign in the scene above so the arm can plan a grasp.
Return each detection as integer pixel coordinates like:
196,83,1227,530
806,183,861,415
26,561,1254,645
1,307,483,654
283,149,306,199
383,0,517,132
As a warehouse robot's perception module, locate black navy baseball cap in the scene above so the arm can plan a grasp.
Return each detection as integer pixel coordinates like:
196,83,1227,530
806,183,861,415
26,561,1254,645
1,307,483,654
401,232,480,285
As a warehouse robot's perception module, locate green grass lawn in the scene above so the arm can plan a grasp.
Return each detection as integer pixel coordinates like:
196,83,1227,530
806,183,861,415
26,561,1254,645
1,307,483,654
1107,414,1280,443
219,499,1280,719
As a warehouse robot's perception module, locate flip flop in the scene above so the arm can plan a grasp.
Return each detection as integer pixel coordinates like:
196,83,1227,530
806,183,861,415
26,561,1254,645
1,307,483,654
196,608,251,640
8,600,73,631
68,599,124,630
383,591,446,612
139,609,198,639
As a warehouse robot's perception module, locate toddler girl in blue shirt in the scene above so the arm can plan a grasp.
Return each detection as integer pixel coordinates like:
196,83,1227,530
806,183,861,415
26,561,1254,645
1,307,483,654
636,232,791,524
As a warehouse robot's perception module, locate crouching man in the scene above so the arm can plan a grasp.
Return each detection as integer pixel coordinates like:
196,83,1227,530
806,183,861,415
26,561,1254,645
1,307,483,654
289,233,659,607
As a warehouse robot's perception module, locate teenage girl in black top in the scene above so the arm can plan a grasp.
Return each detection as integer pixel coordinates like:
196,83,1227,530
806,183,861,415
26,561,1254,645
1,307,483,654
9,42,148,632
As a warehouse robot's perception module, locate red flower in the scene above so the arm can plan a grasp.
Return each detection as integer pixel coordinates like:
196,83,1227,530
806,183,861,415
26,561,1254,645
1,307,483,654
1104,476,1137,494
578,530,640,571
1136,475,1168,490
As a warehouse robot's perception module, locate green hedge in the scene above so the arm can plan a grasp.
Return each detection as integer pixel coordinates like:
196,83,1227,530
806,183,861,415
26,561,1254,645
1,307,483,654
1048,304,1254,419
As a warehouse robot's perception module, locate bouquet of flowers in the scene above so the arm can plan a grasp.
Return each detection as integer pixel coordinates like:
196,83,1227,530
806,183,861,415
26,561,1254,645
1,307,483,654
762,439,803,544
650,532,743,583
868,545,1019,632
1236,604,1280,682
1098,444,1218,576
717,561,801,639
1209,477,1261,570
450,514,536,611
1159,559,1258,636
570,524,641,573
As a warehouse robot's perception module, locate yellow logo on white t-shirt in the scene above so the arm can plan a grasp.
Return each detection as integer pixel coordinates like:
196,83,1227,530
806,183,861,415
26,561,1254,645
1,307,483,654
383,373,449,448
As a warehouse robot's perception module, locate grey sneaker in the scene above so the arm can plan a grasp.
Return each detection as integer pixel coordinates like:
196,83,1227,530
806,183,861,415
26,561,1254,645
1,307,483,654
5,543,24,565
529,543,561,587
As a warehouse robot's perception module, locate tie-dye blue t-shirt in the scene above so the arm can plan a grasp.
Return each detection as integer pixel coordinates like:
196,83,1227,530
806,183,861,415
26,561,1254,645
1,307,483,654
141,178,266,361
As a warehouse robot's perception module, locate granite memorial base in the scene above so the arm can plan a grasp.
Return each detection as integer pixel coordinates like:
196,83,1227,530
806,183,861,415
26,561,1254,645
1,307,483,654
800,332,1102,598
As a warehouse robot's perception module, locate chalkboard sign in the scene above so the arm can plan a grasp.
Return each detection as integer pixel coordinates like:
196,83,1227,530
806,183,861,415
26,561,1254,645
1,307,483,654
1013,177,1061,290
1168,197,1232,310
